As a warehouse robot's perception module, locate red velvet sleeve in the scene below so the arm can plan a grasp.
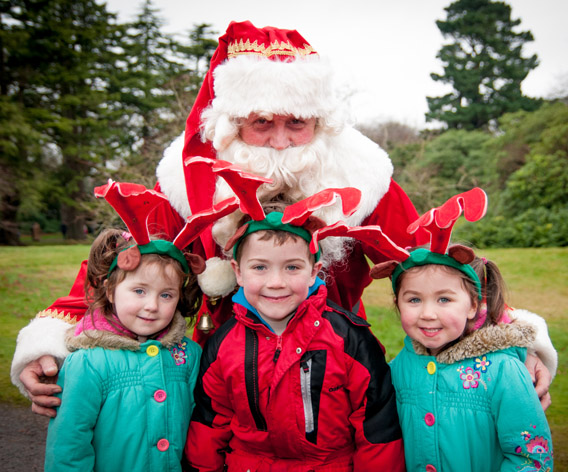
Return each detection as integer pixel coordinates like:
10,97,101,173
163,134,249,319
361,179,429,263
43,261,89,323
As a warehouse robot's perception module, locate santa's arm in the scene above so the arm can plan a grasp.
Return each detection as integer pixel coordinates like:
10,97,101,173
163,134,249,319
11,188,187,404
11,261,87,400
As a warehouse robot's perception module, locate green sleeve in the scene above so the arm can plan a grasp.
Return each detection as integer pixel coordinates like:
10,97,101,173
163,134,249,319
492,355,553,471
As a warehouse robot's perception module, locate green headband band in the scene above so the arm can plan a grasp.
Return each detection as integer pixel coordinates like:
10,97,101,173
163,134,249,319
391,248,482,300
233,212,321,261
108,240,190,276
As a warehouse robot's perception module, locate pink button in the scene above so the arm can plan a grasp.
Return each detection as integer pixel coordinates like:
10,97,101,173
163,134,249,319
157,438,169,451
425,413,435,426
426,465,437,472
154,389,167,402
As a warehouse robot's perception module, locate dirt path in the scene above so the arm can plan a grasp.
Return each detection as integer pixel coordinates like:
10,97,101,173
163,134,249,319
0,402,49,471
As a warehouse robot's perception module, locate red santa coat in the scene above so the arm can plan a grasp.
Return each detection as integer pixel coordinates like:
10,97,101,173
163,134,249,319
184,285,405,471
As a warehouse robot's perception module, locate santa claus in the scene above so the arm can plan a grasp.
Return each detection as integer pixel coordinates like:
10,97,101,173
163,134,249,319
12,20,555,416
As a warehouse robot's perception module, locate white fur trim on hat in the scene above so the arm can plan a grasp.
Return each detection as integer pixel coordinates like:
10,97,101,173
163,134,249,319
510,308,558,379
197,256,237,298
156,133,192,219
11,315,73,399
211,54,337,120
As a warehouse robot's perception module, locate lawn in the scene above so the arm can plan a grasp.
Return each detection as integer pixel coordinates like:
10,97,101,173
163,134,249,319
1,245,566,467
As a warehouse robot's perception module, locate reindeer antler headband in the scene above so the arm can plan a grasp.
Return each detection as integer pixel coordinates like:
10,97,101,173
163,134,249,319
95,179,240,277
307,188,488,300
223,187,363,261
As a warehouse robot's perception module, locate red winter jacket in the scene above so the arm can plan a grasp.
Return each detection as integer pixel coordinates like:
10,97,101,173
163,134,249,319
184,286,405,472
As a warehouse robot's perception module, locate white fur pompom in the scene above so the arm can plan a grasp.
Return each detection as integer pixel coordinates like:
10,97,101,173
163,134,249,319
197,257,237,298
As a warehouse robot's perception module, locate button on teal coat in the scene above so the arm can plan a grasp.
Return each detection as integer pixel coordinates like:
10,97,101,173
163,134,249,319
390,322,553,472
45,312,201,472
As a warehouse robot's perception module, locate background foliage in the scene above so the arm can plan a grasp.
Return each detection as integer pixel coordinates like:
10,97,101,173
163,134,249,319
1,0,566,248
0,0,217,244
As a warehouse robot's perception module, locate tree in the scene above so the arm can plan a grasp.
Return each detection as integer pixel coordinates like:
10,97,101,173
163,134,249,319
395,129,497,212
356,121,420,152
426,0,540,130
2,0,124,241
106,0,191,186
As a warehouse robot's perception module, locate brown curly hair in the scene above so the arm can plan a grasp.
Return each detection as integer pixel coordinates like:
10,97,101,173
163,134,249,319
84,229,202,331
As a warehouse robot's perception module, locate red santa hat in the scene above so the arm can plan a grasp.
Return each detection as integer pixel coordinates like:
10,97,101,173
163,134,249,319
181,21,337,227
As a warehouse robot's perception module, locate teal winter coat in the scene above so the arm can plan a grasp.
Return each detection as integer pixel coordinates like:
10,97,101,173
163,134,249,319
390,322,553,472
45,312,201,472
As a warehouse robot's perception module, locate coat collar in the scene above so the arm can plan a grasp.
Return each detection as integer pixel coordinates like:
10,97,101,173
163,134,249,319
409,321,536,364
233,283,328,334
65,311,188,352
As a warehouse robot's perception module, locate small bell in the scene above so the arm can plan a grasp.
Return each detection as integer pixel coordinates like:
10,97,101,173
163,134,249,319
197,312,215,333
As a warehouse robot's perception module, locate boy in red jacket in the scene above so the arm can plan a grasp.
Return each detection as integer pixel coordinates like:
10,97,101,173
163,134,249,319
184,206,405,471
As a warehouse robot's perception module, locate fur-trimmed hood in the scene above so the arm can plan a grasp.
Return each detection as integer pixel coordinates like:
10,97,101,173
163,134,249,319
411,321,536,364
65,311,188,352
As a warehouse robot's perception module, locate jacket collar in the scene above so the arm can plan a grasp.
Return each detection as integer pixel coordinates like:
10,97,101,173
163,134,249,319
233,282,327,334
232,277,325,333
408,321,536,364
65,311,188,352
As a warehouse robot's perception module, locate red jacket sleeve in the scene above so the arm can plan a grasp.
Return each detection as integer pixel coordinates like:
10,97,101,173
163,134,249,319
347,323,406,470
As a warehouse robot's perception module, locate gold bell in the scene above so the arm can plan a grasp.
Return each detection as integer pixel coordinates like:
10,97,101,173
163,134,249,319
197,312,215,333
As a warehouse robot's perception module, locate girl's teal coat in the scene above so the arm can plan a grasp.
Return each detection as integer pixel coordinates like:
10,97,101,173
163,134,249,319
390,322,553,472
45,313,201,472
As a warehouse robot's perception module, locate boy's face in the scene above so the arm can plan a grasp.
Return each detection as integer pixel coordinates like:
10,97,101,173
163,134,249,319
231,233,322,331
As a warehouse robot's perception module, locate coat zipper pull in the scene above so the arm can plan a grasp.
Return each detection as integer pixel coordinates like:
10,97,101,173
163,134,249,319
273,336,283,363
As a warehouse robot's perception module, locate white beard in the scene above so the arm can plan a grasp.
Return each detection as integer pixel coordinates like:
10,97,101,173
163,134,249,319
212,131,353,267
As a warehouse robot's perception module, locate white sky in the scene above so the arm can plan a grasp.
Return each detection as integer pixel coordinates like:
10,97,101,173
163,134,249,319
104,0,568,129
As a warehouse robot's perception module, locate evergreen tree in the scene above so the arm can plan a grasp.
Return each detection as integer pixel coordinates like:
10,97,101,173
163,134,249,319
3,0,123,241
426,0,540,130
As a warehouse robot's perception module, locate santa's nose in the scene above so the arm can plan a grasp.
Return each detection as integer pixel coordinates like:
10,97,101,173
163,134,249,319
268,127,291,150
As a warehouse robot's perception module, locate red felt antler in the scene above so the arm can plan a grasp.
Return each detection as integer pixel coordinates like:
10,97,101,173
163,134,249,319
185,156,272,221
310,221,410,261
94,180,169,245
173,197,240,249
281,188,362,226
407,187,488,254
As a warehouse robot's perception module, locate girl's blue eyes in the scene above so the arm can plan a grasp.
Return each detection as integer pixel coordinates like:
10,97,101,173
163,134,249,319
407,297,451,303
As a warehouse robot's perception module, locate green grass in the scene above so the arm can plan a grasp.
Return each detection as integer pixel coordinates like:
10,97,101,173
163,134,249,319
1,244,566,467
0,244,91,405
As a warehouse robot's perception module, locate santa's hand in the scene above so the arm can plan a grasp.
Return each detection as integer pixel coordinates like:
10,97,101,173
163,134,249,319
525,353,552,411
20,355,62,417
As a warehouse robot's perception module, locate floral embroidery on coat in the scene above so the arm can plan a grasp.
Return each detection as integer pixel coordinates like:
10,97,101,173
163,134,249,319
474,355,492,372
170,341,188,365
515,428,552,471
459,366,481,389
457,359,489,390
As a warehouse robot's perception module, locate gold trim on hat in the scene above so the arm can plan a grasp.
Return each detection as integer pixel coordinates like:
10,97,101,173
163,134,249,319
36,309,79,324
227,39,317,58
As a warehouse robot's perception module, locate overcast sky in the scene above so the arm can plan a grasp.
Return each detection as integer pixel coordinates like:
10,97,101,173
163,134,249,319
104,0,568,129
